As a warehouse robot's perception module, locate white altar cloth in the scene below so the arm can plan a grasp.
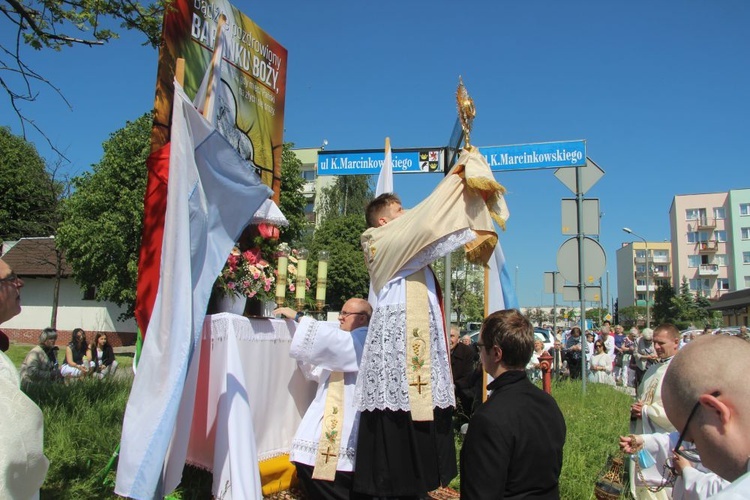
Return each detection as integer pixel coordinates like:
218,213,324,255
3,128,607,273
186,313,316,497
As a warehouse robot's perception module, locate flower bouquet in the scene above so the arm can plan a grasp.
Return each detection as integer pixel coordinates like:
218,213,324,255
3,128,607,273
216,246,276,301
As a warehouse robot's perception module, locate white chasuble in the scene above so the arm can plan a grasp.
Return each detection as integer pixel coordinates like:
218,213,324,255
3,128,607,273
289,318,367,472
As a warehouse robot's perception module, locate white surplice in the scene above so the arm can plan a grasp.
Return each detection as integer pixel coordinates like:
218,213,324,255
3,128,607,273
289,318,367,472
355,230,474,413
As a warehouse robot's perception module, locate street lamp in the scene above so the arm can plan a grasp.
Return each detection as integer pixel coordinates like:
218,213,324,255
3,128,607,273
623,227,650,328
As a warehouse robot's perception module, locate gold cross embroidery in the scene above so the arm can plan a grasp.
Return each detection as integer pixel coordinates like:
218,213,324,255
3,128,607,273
410,375,428,395
320,446,337,463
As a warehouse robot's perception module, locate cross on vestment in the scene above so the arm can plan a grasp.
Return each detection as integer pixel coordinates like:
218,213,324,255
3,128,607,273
321,446,337,463
410,375,428,394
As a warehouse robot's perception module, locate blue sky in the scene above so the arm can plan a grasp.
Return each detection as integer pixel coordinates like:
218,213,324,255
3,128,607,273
2,1,749,309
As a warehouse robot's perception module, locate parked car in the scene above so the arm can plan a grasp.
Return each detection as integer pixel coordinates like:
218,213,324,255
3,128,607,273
469,326,555,353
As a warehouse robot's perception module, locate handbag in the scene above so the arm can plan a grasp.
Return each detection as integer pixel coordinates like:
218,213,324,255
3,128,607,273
594,453,627,500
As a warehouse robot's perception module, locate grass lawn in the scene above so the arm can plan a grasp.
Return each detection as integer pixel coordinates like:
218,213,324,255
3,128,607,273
13,352,632,499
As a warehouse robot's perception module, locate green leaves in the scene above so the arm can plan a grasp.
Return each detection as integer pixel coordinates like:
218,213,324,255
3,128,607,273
57,113,152,319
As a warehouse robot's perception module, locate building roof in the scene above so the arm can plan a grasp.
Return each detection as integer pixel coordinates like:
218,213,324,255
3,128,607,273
707,288,750,311
0,237,73,277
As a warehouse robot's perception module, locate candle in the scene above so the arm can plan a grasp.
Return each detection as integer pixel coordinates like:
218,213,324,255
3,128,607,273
275,249,288,304
316,251,329,303
295,249,309,300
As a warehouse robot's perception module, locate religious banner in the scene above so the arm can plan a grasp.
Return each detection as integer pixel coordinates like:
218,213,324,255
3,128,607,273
152,0,287,194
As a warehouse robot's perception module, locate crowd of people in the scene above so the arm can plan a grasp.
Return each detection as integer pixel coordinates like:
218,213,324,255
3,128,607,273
19,326,119,385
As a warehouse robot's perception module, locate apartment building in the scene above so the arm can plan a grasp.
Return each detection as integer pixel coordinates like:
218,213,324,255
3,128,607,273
668,189,750,299
616,241,672,309
293,147,335,226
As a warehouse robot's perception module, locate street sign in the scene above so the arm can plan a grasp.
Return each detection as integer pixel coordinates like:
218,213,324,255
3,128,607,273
479,139,586,171
561,198,600,235
317,148,444,176
563,285,602,302
544,271,565,294
556,236,607,284
554,157,605,195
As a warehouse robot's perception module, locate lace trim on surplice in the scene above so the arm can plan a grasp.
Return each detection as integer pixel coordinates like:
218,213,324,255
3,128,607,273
355,302,455,412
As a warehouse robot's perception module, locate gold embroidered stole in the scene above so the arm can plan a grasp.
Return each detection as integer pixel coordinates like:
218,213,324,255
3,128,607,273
406,270,434,421
312,371,345,481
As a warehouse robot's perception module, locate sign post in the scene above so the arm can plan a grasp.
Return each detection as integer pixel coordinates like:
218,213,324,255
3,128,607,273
554,158,605,392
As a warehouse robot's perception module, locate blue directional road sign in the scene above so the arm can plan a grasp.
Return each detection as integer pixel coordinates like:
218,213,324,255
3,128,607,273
479,140,586,171
317,149,444,176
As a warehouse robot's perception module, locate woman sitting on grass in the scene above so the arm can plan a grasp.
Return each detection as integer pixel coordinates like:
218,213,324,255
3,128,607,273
86,333,118,379
60,328,90,378
19,327,62,384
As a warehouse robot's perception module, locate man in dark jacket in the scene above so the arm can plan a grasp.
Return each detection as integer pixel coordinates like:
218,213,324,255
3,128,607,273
450,325,477,419
460,309,566,499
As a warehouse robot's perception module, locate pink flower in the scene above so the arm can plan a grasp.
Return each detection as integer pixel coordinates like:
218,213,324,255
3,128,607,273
243,248,262,265
248,290,257,298
289,283,296,292
227,282,236,290
258,223,280,240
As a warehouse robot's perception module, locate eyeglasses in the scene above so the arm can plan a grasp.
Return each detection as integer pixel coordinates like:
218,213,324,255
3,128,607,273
0,273,21,285
673,391,720,462
339,311,367,319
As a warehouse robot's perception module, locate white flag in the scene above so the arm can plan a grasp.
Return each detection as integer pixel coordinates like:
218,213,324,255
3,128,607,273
375,136,394,196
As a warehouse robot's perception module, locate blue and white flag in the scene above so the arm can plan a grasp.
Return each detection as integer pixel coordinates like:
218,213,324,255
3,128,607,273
486,240,519,312
115,81,271,499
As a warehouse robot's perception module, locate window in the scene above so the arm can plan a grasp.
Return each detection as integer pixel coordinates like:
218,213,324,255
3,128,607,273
741,203,750,216
301,170,315,181
715,254,727,266
688,255,701,267
689,278,710,291
635,250,646,259
717,279,730,291
83,286,96,301
714,230,727,242
686,209,701,220
713,207,726,220
305,201,315,213
742,227,750,240
687,232,698,243
746,276,750,288
653,250,669,262
744,251,750,264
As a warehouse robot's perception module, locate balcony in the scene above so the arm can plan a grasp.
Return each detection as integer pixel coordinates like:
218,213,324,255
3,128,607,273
634,257,647,264
698,264,719,276
698,240,719,253
635,284,656,292
696,217,717,229
652,270,670,278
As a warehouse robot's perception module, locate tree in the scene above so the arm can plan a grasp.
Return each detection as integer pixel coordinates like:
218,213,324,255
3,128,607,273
57,113,152,319
278,143,307,244
319,175,373,218
652,282,677,325
432,249,484,325
308,214,369,310
2,0,165,151
0,127,62,240
617,305,646,328
525,307,547,327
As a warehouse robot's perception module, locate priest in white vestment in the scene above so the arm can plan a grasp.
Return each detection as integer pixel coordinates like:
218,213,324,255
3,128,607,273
353,148,509,497
279,298,371,500
629,323,681,500
0,258,49,499
662,335,750,500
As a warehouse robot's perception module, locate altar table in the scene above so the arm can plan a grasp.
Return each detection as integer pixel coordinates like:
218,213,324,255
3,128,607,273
186,313,317,497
